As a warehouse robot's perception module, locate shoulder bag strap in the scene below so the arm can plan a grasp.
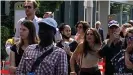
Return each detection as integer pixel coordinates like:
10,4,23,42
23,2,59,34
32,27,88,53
30,47,54,72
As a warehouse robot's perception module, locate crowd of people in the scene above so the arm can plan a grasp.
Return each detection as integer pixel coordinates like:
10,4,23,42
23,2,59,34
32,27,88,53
3,0,133,75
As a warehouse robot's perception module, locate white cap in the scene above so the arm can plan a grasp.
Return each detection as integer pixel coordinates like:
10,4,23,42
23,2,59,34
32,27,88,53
38,18,57,30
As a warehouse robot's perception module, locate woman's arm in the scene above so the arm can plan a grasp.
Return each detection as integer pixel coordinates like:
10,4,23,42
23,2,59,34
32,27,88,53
70,43,82,75
9,51,17,74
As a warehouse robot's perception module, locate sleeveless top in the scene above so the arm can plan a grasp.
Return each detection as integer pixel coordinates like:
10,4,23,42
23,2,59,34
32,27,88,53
81,52,99,68
10,45,24,67
78,43,100,68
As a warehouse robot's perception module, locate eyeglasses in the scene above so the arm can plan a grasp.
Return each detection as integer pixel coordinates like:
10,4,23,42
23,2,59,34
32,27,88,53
77,26,83,29
126,36,133,41
24,6,32,9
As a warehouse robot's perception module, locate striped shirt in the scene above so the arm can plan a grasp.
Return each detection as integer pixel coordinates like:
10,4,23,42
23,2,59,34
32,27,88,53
16,43,68,75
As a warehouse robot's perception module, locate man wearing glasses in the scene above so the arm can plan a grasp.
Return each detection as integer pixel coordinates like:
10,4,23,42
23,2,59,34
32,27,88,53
15,0,42,38
43,12,53,18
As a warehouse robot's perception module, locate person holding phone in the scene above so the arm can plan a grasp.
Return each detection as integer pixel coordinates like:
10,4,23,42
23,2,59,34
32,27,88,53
98,20,126,75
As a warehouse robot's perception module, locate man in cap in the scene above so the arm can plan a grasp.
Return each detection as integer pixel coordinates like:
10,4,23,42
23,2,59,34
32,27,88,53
98,20,126,75
16,18,68,75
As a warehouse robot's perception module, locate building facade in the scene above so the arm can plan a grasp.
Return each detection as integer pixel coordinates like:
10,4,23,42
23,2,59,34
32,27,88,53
54,1,133,37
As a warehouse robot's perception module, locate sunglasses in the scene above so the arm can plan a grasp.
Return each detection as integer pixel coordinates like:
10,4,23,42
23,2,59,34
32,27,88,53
24,6,32,9
77,26,83,29
126,36,133,41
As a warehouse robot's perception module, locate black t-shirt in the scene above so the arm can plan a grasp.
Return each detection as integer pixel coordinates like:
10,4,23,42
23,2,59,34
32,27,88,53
56,40,79,74
10,45,24,67
69,41,78,52
98,39,124,75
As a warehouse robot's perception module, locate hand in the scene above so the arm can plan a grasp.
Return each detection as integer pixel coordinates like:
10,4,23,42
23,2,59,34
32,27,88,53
125,52,133,69
70,72,77,75
9,66,16,74
75,55,80,65
62,46,72,56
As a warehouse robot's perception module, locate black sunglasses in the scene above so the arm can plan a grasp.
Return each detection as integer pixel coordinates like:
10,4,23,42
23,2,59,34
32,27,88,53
77,26,83,29
126,36,133,41
24,6,32,9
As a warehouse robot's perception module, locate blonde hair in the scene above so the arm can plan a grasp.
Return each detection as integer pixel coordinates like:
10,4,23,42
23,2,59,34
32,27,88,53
95,21,101,25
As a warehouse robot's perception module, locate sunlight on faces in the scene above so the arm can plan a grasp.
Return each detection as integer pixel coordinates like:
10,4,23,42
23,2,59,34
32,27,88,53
62,25,71,38
20,24,29,40
43,12,52,18
76,24,84,34
86,29,95,43
24,1,35,16
109,26,120,35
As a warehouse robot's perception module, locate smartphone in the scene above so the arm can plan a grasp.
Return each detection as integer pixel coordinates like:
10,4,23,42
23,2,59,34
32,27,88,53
64,41,70,49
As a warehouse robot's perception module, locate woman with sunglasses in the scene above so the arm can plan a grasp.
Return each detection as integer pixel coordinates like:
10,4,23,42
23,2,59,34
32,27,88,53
125,27,133,72
69,21,89,55
69,21,89,74
70,28,102,75
9,20,39,74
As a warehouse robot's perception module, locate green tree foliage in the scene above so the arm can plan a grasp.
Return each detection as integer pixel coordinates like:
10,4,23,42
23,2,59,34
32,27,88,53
36,1,63,17
1,1,63,59
1,26,10,60
110,2,132,15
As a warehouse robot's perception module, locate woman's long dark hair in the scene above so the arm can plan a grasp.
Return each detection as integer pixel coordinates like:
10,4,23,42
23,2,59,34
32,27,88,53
83,28,102,57
17,20,39,53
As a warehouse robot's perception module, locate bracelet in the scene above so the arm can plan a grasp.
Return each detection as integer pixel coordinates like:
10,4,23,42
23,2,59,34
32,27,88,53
70,72,76,73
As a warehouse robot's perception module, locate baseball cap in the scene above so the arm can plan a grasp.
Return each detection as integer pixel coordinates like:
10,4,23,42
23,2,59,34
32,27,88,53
38,18,57,30
108,20,119,28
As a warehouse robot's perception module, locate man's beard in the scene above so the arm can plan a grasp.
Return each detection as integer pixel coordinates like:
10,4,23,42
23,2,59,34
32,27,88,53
62,34,70,40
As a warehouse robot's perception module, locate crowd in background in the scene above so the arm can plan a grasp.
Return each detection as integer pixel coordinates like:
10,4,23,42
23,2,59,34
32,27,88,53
3,0,133,75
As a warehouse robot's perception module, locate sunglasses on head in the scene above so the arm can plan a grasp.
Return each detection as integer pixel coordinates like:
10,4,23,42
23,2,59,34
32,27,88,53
24,6,32,9
126,36,133,41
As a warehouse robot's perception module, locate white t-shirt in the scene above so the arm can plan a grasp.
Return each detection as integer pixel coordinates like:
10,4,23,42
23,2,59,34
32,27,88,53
15,16,42,38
